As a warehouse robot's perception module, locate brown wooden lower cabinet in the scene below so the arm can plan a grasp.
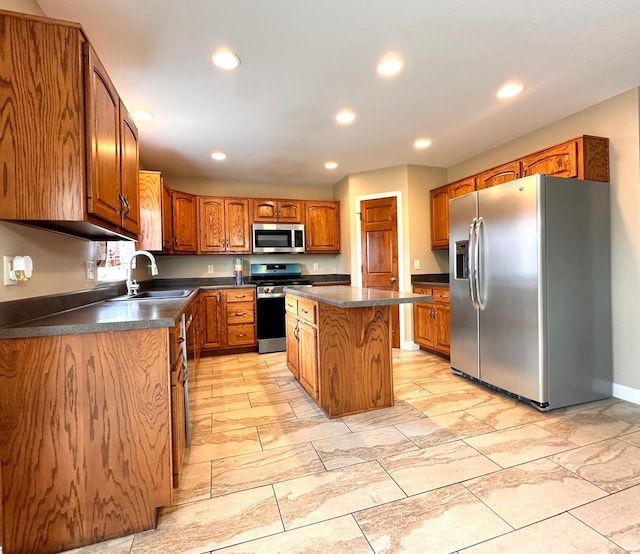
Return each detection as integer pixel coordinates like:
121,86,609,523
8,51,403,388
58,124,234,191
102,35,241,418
0,329,173,554
413,285,450,357
169,319,186,489
200,288,257,353
285,294,393,417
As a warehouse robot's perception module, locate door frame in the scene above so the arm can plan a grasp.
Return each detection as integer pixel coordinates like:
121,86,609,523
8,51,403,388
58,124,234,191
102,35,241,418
354,190,408,348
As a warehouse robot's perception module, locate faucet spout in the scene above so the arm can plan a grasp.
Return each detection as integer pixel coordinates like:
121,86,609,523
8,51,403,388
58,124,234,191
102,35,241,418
126,250,159,296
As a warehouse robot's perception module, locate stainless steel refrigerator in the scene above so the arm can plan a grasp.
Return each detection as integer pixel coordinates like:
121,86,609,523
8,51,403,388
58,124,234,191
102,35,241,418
449,174,612,410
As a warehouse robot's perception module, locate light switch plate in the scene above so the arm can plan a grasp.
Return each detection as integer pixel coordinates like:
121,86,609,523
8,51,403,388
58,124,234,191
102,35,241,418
414,259,421,270
313,263,319,271
3,256,16,286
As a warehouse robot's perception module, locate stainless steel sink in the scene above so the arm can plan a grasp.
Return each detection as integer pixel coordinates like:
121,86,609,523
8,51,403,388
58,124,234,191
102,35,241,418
106,289,193,301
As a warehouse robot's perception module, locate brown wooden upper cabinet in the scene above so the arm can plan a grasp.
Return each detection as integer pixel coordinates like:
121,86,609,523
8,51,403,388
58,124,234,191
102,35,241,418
430,185,450,250
476,160,521,190
138,170,173,252
304,201,341,253
252,199,303,223
119,101,140,235
521,135,609,181
449,176,476,198
430,135,610,250
172,190,197,252
198,197,251,253
0,11,139,240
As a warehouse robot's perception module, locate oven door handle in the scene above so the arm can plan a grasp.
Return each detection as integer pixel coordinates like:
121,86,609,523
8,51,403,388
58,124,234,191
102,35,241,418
257,292,286,299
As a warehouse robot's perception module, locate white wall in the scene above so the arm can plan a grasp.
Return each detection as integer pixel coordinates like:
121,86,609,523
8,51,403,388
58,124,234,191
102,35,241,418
0,222,96,301
447,87,640,397
1,0,42,15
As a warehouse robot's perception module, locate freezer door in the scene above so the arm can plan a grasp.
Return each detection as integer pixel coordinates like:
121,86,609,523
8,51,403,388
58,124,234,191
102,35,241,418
449,192,479,378
477,176,544,403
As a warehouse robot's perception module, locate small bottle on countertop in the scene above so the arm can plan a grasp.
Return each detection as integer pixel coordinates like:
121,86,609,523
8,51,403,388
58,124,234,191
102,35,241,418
233,258,243,285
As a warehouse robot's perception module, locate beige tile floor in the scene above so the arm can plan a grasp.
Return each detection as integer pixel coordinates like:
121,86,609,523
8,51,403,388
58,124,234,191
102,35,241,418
66,349,640,553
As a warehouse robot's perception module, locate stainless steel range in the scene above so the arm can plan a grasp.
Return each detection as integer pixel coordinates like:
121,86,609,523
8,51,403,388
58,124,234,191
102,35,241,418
250,263,312,353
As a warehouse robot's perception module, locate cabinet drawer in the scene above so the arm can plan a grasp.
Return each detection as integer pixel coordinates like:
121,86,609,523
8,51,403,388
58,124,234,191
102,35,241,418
298,298,317,324
285,295,298,315
227,324,256,346
226,288,255,303
226,301,255,324
433,288,450,304
413,286,433,296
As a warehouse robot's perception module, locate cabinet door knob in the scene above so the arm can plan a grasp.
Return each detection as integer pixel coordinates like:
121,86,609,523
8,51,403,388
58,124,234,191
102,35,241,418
390,277,397,283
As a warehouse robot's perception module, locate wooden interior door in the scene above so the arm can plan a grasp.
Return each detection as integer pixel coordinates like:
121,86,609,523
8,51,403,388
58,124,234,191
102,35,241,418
360,197,400,348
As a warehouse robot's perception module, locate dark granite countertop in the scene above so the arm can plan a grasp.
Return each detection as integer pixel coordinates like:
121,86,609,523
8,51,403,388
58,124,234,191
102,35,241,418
0,290,198,339
412,281,450,287
283,285,433,308
411,273,449,287
0,282,262,339
0,275,353,339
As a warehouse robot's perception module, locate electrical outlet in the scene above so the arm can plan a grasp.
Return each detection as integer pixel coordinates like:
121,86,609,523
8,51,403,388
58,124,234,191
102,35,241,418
313,263,319,271
3,256,16,286
207,264,214,274
86,260,95,280
414,259,421,270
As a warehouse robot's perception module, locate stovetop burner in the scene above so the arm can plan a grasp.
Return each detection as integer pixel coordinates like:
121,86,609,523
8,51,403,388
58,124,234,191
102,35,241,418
249,262,312,290
250,278,313,286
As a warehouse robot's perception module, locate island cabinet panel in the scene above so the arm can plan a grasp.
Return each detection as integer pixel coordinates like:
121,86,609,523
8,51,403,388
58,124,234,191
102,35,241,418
285,313,300,379
287,292,395,418
0,329,172,554
317,303,393,417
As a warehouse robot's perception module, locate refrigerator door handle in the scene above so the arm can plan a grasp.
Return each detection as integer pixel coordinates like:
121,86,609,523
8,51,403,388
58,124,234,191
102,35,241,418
468,218,478,309
475,216,486,311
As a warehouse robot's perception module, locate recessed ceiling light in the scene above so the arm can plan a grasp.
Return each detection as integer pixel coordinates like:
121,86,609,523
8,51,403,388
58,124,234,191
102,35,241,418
211,151,227,161
414,138,432,149
130,109,153,121
377,55,403,76
324,161,338,169
212,49,241,70
336,110,356,124
497,82,524,99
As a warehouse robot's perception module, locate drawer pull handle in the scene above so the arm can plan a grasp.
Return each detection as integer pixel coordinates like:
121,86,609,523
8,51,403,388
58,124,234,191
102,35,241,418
301,309,309,314
235,312,246,316
237,333,246,337
235,294,246,298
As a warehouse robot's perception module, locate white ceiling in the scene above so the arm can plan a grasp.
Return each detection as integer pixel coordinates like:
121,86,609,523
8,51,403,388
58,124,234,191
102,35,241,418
36,0,640,186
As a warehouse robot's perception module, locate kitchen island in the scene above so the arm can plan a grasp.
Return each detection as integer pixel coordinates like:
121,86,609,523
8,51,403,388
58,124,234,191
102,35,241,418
284,285,432,417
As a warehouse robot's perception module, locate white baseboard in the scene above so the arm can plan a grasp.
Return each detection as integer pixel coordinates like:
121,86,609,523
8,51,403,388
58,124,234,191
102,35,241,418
612,382,640,405
401,341,420,351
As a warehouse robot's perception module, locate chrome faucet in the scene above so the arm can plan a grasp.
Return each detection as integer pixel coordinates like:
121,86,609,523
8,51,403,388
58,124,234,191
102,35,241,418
126,250,159,296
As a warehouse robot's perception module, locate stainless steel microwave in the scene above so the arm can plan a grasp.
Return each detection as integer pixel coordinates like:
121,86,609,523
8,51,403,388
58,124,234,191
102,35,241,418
252,223,305,254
